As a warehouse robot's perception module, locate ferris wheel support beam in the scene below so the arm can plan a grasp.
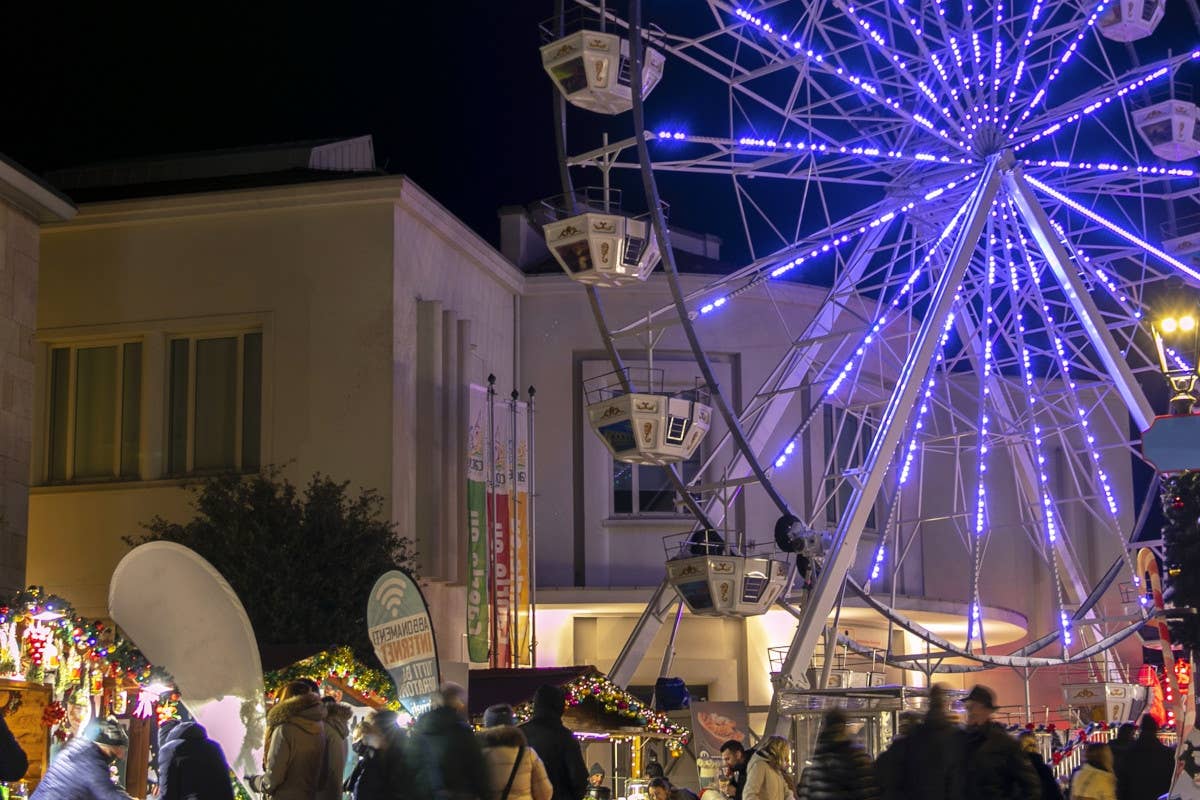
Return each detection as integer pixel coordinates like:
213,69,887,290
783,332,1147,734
1003,165,1156,432
763,157,1004,737
694,223,894,521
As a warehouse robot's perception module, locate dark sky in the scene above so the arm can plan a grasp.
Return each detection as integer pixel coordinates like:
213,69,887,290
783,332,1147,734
0,1,559,245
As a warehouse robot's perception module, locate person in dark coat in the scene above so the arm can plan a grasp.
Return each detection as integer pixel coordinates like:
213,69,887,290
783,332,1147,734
32,718,135,800
960,685,1040,800
1018,732,1062,800
1110,723,1135,776
158,719,235,800
406,682,488,799
795,713,876,800
873,685,962,800
345,709,411,800
0,700,27,782
1115,714,1175,800
720,740,752,800
874,712,919,800
519,685,588,800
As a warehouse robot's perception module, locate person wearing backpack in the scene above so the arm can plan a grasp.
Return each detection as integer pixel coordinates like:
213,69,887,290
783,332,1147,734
479,705,552,800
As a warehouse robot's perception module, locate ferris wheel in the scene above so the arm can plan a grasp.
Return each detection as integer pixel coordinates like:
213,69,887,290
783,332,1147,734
539,0,1200,733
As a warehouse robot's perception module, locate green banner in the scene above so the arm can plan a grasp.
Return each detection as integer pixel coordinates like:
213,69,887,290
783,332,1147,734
466,385,490,663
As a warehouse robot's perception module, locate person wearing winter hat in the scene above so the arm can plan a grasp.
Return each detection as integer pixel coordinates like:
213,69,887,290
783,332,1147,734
585,763,611,800
519,685,588,800
478,704,552,800
32,717,135,799
345,709,410,800
158,718,235,800
960,685,1040,800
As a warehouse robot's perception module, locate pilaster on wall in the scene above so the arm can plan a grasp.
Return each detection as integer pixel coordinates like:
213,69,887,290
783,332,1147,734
415,301,468,584
0,202,40,596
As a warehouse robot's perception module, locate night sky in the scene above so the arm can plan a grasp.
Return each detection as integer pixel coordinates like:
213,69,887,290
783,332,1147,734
0,1,560,245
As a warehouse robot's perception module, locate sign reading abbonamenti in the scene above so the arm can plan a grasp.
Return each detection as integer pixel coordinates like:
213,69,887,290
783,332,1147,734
367,570,440,716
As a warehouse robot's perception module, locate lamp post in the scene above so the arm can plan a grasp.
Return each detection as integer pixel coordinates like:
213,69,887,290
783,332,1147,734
1151,312,1199,416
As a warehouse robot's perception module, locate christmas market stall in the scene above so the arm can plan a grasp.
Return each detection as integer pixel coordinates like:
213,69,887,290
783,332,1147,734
469,667,690,799
0,586,175,797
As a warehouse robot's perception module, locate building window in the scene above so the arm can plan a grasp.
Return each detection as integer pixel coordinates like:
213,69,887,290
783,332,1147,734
47,341,142,482
612,452,701,515
168,332,262,475
823,405,877,529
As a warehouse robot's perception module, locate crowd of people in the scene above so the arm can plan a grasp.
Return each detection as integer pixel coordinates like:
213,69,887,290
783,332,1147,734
747,684,1179,800
12,679,1186,800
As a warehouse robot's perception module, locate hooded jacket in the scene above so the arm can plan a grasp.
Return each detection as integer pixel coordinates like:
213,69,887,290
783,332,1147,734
519,688,588,800
406,705,489,799
158,721,234,800
260,693,329,800
479,725,553,800
318,702,353,800
30,737,133,800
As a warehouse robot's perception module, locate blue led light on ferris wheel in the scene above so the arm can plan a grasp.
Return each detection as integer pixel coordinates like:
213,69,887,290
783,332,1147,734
732,7,950,139
1026,175,1200,283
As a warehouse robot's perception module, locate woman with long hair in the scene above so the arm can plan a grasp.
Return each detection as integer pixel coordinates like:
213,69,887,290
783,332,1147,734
744,735,796,800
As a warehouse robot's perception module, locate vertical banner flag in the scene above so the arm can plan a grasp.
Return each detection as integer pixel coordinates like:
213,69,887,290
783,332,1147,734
466,384,530,667
466,385,490,663
368,570,440,717
491,406,514,668
514,401,531,666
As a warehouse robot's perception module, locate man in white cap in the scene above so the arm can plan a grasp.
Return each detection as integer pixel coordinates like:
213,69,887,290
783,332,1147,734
33,717,136,799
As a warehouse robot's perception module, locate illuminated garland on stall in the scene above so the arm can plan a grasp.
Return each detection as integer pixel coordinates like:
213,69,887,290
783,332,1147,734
263,646,398,707
513,673,688,742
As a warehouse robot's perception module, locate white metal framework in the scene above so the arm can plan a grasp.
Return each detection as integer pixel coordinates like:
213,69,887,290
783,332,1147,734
546,0,1200,733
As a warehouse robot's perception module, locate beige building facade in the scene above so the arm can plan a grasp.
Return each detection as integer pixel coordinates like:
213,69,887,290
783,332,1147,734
27,168,521,678
0,156,74,596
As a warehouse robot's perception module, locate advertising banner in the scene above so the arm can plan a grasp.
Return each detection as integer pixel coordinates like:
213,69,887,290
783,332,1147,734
514,401,531,665
466,385,490,663
690,701,752,789
367,570,440,717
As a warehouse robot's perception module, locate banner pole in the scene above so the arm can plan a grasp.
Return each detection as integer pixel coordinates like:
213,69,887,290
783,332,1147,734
528,385,538,668
510,390,521,668
487,374,498,669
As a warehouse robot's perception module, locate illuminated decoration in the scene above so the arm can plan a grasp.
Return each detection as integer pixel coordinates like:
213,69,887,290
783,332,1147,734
1098,0,1165,42
584,369,711,466
541,29,665,116
263,646,399,708
553,0,1190,712
511,671,688,741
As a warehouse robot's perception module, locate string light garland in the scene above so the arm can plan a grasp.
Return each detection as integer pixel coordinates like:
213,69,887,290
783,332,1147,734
263,646,399,707
512,673,688,742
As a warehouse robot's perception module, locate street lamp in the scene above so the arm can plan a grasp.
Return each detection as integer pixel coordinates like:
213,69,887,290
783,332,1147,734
1152,312,1200,415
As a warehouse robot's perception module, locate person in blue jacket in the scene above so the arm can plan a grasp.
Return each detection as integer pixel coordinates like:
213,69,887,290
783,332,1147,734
32,718,134,800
